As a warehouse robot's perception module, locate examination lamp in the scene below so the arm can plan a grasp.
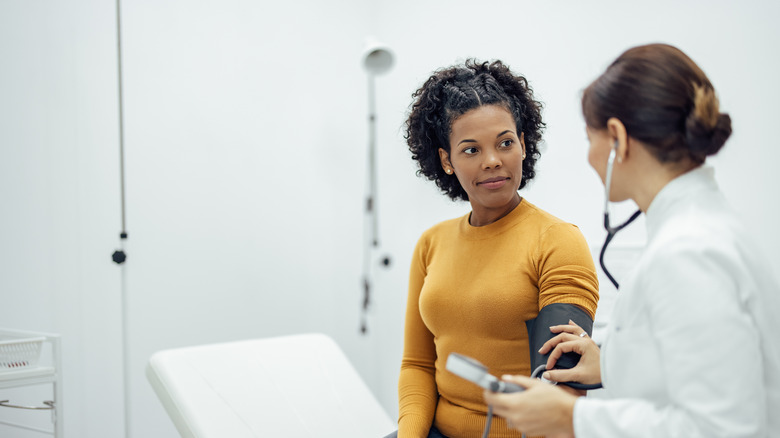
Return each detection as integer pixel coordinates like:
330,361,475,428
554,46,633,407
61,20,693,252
363,40,394,76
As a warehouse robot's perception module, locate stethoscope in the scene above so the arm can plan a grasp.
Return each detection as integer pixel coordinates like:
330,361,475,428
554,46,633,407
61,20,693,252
599,143,642,289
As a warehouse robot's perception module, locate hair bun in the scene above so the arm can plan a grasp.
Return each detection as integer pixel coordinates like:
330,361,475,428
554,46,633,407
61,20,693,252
685,84,732,160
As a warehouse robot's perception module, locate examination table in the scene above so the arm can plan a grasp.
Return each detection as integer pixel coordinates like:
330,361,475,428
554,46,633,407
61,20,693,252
146,333,395,437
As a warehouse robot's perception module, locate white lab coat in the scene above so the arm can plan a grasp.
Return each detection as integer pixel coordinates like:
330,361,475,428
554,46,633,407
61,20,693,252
574,166,780,437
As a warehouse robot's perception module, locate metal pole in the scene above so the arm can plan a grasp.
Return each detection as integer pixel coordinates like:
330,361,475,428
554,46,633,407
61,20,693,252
361,74,378,334
121,263,131,438
367,74,378,248
115,0,131,436
116,0,127,238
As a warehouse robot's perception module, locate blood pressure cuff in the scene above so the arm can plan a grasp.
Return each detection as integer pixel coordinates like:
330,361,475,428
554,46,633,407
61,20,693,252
525,303,593,375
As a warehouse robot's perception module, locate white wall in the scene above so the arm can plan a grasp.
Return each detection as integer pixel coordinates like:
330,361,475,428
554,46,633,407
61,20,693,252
1,1,778,437
118,1,377,435
1,0,125,436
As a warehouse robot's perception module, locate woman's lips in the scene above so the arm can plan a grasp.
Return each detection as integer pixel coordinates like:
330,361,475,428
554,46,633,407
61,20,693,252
477,177,509,189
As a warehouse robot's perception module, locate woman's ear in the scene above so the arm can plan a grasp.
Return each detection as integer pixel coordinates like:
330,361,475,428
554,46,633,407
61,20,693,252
519,132,526,159
606,118,629,162
439,148,453,174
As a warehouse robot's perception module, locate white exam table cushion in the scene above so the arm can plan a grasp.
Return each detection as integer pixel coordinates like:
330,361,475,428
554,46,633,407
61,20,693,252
146,333,394,438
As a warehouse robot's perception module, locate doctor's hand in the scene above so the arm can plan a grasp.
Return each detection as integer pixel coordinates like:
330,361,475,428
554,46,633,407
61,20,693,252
540,320,602,385
483,375,577,437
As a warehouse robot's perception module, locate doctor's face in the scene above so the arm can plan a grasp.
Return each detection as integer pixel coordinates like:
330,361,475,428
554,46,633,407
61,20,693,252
586,125,629,203
587,126,610,184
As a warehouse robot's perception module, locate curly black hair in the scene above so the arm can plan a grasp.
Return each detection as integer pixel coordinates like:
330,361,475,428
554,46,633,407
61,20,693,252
404,59,545,201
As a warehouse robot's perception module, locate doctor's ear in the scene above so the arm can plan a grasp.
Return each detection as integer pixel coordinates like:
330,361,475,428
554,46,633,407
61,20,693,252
606,118,628,163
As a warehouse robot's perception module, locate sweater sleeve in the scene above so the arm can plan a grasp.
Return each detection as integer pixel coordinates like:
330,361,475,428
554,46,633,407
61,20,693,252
536,223,599,317
396,235,438,437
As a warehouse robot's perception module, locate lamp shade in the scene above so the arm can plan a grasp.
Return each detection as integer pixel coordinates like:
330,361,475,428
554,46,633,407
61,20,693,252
362,38,394,75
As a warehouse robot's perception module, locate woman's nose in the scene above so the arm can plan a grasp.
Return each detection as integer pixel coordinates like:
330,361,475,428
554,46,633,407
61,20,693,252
482,150,502,169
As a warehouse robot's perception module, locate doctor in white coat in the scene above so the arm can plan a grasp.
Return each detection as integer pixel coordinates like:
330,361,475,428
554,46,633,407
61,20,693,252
483,43,780,438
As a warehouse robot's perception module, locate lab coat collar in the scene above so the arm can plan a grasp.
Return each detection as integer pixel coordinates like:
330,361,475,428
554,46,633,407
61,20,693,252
644,165,719,241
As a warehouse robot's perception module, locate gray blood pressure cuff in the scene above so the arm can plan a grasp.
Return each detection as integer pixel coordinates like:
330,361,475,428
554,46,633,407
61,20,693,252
525,303,594,377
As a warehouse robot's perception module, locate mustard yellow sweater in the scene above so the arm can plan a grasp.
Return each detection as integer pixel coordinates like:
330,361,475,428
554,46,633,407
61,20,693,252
397,200,599,438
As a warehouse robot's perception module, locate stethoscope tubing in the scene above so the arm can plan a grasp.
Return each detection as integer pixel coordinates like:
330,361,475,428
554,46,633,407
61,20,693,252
601,147,641,289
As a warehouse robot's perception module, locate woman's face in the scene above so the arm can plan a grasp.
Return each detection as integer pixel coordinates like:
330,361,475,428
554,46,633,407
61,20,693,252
439,104,526,224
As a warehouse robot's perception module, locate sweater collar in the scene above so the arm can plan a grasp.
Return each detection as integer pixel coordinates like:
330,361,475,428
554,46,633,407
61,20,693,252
458,198,531,240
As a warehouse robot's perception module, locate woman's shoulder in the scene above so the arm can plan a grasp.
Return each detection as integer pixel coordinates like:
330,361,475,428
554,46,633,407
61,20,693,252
518,200,582,233
525,200,561,218
417,212,468,240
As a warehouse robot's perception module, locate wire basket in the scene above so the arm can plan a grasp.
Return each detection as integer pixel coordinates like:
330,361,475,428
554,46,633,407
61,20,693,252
0,335,45,371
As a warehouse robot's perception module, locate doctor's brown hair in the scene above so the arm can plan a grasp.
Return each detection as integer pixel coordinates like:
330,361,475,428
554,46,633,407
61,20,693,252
582,43,732,164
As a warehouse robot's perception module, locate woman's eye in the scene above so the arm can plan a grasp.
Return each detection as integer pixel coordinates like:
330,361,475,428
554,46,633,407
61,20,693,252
499,139,513,148
463,147,478,155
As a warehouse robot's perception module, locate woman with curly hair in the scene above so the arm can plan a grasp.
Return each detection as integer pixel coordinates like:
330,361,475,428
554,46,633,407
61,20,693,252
388,60,600,438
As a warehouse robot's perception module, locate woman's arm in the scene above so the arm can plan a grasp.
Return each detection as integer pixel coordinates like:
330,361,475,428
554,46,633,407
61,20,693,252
396,237,438,437
480,222,601,435
535,223,599,316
